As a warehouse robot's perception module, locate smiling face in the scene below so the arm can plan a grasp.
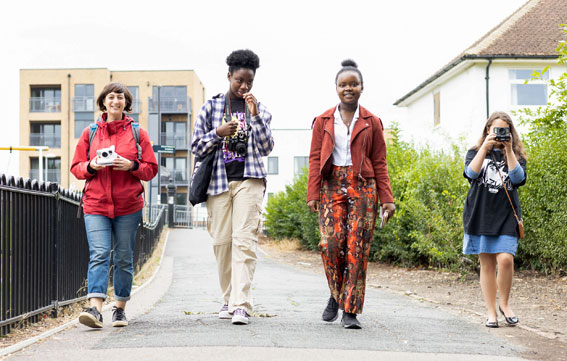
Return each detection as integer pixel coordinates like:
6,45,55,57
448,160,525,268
228,68,255,98
103,91,126,120
336,71,363,106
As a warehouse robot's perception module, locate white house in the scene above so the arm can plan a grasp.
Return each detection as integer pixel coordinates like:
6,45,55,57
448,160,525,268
394,0,567,148
263,128,312,209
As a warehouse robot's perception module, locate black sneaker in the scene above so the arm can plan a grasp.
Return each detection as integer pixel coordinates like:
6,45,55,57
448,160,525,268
341,311,362,329
322,296,339,322
79,307,103,328
112,306,128,327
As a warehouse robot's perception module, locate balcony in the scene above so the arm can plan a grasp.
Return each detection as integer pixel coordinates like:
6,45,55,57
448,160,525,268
72,96,95,112
148,97,189,114
30,134,61,148
160,169,188,185
30,97,61,113
160,132,187,148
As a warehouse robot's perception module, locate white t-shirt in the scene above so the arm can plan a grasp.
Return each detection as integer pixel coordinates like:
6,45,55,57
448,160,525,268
332,104,359,166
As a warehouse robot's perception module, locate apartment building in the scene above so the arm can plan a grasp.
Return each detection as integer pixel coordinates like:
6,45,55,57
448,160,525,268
19,68,205,205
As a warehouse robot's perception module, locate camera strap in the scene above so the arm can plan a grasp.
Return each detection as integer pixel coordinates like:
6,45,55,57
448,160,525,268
490,152,522,226
225,92,251,126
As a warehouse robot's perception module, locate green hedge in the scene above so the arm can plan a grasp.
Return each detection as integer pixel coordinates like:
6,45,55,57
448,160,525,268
264,127,567,273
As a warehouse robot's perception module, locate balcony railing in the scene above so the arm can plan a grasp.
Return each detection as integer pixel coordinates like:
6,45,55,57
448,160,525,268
30,97,61,113
160,132,187,148
148,97,189,113
72,96,95,112
30,169,61,183
30,133,61,148
160,169,188,185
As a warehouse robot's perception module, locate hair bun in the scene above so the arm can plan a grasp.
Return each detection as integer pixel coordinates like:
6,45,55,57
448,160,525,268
341,59,358,68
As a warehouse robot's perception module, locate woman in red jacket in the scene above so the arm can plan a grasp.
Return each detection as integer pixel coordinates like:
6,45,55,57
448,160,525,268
71,83,158,329
307,60,395,329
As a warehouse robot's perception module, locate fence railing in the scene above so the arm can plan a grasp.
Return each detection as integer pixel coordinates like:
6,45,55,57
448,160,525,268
0,174,166,336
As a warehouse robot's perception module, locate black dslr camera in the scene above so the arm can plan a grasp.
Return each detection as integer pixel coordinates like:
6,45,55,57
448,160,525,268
227,124,251,156
493,127,511,142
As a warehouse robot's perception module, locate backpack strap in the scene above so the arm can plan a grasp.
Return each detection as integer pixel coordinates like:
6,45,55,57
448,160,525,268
87,120,142,160
87,123,98,160
131,122,142,160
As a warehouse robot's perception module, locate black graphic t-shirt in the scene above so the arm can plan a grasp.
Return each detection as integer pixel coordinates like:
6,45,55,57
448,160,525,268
462,148,527,237
222,97,249,181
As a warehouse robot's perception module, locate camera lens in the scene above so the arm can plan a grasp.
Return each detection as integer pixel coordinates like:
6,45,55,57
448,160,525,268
102,152,108,157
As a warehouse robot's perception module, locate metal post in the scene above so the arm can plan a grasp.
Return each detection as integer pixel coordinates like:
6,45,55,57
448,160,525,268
167,177,176,228
38,148,44,182
157,86,162,204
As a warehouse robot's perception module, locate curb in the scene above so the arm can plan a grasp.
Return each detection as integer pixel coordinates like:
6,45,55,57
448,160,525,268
0,230,171,358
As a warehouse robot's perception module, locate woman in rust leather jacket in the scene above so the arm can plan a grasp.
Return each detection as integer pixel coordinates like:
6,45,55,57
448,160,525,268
307,60,395,329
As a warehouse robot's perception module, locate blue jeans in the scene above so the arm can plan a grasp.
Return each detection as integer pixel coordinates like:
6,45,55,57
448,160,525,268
84,210,142,301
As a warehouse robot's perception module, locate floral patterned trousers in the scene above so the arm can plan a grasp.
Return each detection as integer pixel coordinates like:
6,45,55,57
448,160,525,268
319,166,378,314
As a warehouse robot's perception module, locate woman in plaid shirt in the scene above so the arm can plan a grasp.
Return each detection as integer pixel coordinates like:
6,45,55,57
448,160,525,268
191,49,274,325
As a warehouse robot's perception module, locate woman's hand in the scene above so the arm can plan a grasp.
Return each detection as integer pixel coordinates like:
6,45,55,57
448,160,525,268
112,156,134,171
244,93,258,116
381,202,396,226
480,133,499,152
216,120,239,137
307,200,320,213
89,157,105,171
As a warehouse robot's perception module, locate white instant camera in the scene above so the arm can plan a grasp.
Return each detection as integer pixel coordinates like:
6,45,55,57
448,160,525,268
96,145,120,166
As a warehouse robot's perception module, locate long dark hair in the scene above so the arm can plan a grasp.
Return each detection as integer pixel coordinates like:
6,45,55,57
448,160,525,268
474,111,527,162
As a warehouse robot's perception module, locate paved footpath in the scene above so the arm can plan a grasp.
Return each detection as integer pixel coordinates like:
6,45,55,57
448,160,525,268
8,229,529,361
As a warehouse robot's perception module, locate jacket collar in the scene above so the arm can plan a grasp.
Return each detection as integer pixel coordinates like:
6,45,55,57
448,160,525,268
321,104,372,120
321,104,372,141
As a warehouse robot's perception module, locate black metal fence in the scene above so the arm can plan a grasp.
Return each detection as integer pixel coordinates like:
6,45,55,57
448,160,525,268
0,174,165,336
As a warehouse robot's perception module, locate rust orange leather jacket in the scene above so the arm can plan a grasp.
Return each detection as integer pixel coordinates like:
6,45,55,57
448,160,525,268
307,105,394,204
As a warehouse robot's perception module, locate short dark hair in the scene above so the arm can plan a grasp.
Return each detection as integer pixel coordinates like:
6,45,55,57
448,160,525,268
226,49,260,74
335,59,364,84
96,82,133,113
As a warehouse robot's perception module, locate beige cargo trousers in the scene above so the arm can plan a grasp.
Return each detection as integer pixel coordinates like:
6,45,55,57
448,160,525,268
206,178,265,314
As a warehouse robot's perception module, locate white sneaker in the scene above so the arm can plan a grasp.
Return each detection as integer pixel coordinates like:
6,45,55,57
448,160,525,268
219,304,231,319
231,308,249,325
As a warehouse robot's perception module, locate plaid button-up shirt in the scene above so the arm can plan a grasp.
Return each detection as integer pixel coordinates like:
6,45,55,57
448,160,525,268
191,93,274,196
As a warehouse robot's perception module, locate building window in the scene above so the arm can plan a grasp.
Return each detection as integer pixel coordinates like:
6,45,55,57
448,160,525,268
75,112,94,138
161,157,187,184
161,121,187,148
175,193,187,205
267,192,274,202
30,122,61,148
433,92,440,126
510,69,548,106
267,157,279,175
30,157,61,183
128,86,141,115
294,156,309,175
151,86,188,113
30,86,61,113
73,84,95,112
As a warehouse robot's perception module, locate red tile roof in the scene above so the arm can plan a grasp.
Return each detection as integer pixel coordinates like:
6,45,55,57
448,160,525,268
395,0,567,105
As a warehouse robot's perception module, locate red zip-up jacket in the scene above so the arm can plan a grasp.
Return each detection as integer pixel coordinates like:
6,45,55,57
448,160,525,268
70,114,158,218
307,105,394,204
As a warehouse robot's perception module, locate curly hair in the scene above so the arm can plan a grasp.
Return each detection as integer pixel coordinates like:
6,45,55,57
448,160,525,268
226,49,260,74
335,59,364,84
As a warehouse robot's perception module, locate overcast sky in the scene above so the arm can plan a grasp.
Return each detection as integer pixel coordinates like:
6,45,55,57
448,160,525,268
0,0,527,175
